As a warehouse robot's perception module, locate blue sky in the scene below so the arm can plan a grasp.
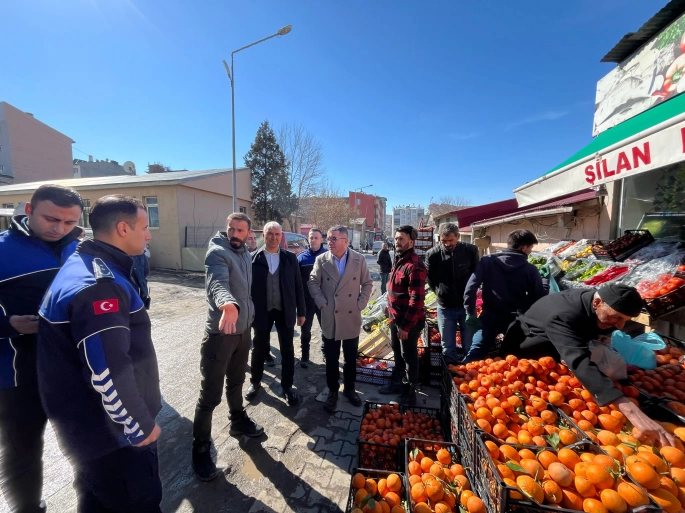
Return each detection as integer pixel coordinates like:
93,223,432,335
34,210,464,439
1,0,660,210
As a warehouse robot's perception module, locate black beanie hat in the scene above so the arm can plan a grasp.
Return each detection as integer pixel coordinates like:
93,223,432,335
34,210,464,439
597,283,643,317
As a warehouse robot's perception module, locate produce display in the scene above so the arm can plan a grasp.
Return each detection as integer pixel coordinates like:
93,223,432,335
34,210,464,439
348,470,408,513
357,357,393,371
358,404,445,447
552,241,577,256
406,439,480,513
566,262,609,283
583,265,630,286
593,231,654,261
636,275,685,300
626,346,685,401
529,256,548,270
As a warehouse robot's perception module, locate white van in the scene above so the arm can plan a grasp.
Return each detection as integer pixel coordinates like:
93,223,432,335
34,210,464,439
372,241,384,255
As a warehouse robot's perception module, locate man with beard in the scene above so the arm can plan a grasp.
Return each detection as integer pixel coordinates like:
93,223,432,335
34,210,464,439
0,184,83,513
246,230,258,253
191,213,263,482
425,223,479,364
379,225,426,406
296,228,327,368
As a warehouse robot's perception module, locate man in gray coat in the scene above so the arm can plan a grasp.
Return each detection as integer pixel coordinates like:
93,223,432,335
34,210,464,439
191,213,264,482
309,226,373,413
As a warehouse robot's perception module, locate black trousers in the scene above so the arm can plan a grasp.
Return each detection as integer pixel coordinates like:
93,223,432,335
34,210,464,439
74,443,161,513
300,303,321,361
252,309,295,391
390,321,424,385
0,386,47,513
322,336,359,393
193,330,251,445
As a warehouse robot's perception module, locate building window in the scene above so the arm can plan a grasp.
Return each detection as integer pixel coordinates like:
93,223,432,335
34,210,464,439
239,206,247,214
2,203,13,209
145,197,160,227
0,165,4,172
73,167,79,177
80,199,91,228
356,199,361,205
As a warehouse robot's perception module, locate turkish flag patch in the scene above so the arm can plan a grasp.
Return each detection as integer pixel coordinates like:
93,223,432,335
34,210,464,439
93,299,119,315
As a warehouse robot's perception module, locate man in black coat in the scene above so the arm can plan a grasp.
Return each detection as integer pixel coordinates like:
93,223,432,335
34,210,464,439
504,283,675,448
376,242,392,295
246,222,306,407
425,223,479,364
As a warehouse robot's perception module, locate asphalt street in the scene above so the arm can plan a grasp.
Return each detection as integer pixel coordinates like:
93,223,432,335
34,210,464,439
0,251,444,513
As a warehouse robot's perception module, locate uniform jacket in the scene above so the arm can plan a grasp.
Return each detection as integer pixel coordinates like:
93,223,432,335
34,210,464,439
464,249,546,316
251,247,305,330
297,245,328,305
0,215,80,389
37,239,161,463
513,289,622,406
376,249,392,274
204,232,254,335
387,249,426,332
308,250,373,340
425,243,479,309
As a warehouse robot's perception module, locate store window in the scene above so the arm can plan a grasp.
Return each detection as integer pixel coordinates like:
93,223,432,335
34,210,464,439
619,163,685,238
145,197,160,228
80,199,91,228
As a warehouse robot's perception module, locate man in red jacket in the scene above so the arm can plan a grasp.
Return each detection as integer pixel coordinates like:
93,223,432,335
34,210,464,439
379,225,426,406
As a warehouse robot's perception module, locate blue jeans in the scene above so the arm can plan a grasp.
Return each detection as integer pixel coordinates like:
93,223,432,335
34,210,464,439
380,273,389,295
464,310,516,363
437,306,467,364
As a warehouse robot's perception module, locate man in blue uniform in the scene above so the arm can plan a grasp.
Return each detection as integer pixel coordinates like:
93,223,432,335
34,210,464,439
37,195,162,512
0,184,83,513
296,228,327,367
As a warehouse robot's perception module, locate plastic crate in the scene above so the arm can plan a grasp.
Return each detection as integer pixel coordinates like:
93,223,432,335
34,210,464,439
419,345,445,387
550,405,593,445
400,404,449,442
643,283,685,319
473,432,660,513
344,468,409,513
357,402,403,471
404,439,476,511
355,357,395,386
456,394,477,469
592,230,654,262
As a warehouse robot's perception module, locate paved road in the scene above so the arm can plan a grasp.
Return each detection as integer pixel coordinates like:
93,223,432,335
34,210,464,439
1,252,438,513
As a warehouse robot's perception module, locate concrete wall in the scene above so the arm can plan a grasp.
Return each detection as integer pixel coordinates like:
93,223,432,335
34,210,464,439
480,198,610,253
183,169,252,204
0,102,72,184
181,248,206,272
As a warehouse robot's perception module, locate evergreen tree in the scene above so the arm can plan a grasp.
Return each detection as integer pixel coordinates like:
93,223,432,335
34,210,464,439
245,120,298,225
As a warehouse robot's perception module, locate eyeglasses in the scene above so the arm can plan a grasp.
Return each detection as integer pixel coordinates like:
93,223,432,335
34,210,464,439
328,237,347,242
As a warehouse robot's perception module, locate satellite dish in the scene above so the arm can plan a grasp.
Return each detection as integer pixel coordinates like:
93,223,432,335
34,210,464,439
123,161,136,174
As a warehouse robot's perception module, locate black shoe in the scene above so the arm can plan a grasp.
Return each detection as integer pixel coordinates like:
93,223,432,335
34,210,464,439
229,411,264,437
192,443,219,481
245,383,260,401
265,354,275,367
323,391,338,413
378,381,404,395
342,388,362,407
300,359,309,369
399,383,417,407
282,388,300,407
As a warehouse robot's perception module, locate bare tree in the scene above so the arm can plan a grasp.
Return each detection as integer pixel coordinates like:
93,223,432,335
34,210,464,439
299,182,357,232
428,195,471,217
277,123,327,227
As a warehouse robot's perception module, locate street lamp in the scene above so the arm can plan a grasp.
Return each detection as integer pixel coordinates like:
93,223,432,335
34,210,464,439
223,25,292,213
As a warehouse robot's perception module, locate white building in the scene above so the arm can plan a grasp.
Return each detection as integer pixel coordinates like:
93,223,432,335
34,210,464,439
392,205,425,232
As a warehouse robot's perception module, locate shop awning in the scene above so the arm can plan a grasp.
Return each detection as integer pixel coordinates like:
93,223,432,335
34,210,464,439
515,93,685,207
473,190,598,229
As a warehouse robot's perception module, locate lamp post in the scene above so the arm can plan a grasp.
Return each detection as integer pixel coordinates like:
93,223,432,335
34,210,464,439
223,25,292,213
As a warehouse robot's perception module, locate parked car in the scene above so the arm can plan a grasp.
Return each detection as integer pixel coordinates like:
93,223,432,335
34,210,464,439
256,231,309,256
372,241,384,255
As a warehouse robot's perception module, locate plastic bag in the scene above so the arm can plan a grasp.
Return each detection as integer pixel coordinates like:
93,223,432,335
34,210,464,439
621,250,685,288
589,341,627,380
548,275,561,293
623,238,684,265
611,331,666,369
361,293,388,330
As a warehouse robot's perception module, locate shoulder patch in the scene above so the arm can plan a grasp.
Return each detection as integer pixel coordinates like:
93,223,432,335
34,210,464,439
93,299,119,315
92,258,114,282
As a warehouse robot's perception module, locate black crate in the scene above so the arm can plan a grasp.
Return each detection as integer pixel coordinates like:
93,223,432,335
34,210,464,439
644,284,685,319
473,432,660,513
345,468,409,513
404,438,476,511
456,394,477,469
356,356,395,386
357,402,403,471
592,230,654,262
549,405,592,446
420,345,445,387
400,404,449,443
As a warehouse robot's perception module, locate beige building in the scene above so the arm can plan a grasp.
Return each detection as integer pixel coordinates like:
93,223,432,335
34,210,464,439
0,168,252,270
0,102,74,184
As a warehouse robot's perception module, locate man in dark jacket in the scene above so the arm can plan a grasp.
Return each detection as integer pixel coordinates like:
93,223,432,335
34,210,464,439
504,284,674,448
462,229,545,362
38,195,163,511
0,184,82,513
246,222,306,407
297,228,327,367
379,226,426,406
425,223,479,364
376,242,392,295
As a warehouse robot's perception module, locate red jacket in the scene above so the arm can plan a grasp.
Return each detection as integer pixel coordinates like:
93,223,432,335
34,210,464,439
387,249,426,332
